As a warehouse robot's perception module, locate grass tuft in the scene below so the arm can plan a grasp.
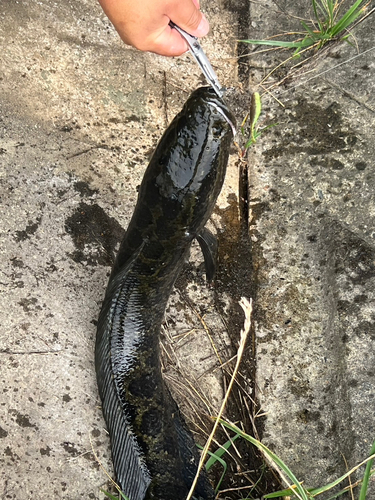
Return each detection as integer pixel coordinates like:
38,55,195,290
240,0,372,56
213,420,375,499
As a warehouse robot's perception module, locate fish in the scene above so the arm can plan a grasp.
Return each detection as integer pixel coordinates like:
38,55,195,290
95,86,235,500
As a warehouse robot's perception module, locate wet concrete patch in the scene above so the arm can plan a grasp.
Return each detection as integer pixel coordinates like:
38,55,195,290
65,202,125,266
8,410,38,429
14,216,42,242
248,9,375,489
264,99,358,159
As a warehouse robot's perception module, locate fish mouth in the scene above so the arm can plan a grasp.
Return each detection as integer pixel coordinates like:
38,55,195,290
198,87,237,136
207,100,237,136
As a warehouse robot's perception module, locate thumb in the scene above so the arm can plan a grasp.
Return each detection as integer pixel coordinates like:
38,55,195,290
166,0,209,38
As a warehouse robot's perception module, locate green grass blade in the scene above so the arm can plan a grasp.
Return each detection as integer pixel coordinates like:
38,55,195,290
241,0,368,58
308,454,375,496
325,0,336,27
245,130,261,149
292,37,317,48
219,420,309,500
265,486,317,498
240,36,317,49
239,39,306,48
324,484,363,500
323,470,375,500
249,91,262,142
214,462,227,492
300,21,319,39
205,433,240,471
101,489,129,500
359,438,375,500
331,11,363,38
244,138,254,149
101,491,118,500
330,0,365,36
330,0,337,22
311,0,324,31
205,449,227,471
206,451,228,492
259,123,279,133
318,0,329,18
265,464,375,500
199,437,241,494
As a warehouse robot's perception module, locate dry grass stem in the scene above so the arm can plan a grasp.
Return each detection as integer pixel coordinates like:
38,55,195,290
342,453,355,500
165,372,214,417
89,434,122,494
217,484,257,494
185,297,253,500
189,302,225,365
279,44,375,95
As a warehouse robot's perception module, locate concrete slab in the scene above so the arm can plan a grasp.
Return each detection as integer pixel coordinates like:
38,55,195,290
0,1,241,498
248,0,375,494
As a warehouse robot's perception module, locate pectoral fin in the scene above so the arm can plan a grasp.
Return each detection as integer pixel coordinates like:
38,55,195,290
196,227,217,282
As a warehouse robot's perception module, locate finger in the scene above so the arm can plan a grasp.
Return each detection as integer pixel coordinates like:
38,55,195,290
166,0,209,38
149,23,189,56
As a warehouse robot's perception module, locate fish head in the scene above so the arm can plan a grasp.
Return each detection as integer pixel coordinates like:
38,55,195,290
140,87,236,245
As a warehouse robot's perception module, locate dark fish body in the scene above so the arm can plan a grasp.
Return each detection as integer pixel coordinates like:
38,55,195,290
96,87,235,500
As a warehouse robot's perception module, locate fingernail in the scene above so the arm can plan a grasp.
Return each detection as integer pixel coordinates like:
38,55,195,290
197,13,209,36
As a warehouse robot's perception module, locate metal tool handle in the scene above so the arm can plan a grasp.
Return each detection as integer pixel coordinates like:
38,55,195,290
169,21,223,98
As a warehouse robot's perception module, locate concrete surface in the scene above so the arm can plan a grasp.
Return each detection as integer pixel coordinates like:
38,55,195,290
248,0,375,494
0,1,241,498
1,0,375,499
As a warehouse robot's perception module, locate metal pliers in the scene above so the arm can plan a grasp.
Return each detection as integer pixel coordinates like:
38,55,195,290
169,21,223,98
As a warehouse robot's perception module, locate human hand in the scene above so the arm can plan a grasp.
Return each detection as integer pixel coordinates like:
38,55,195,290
98,0,209,57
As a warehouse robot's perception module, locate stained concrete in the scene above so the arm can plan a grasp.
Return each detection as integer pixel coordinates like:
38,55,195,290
1,0,375,499
0,0,241,498
248,0,375,494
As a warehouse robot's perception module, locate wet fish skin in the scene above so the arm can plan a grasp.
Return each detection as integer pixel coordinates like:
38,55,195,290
95,87,235,500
